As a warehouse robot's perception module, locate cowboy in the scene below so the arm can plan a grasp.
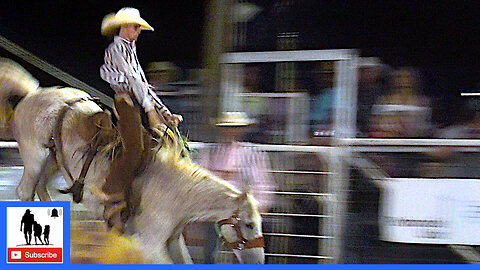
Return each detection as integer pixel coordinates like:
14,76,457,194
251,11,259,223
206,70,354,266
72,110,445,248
198,112,276,263
99,7,182,232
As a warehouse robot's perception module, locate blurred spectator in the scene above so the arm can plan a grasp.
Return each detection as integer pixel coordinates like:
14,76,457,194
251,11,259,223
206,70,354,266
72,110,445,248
369,68,433,138
425,97,480,178
240,64,276,143
243,64,264,93
309,61,336,143
198,112,276,263
369,68,433,177
310,61,335,125
146,61,180,91
356,58,388,137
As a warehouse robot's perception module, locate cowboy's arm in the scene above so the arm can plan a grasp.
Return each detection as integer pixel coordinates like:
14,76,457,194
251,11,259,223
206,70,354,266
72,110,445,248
254,151,275,213
101,46,181,127
148,87,183,127
242,147,276,213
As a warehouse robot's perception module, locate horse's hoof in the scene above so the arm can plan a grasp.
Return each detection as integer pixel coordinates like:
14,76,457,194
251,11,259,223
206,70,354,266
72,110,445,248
16,186,34,201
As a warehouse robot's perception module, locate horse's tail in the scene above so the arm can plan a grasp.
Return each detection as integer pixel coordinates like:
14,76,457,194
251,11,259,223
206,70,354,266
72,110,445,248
0,58,40,128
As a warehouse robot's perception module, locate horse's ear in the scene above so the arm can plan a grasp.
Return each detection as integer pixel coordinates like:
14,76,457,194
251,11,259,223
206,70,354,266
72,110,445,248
236,192,260,217
235,192,248,205
239,192,248,200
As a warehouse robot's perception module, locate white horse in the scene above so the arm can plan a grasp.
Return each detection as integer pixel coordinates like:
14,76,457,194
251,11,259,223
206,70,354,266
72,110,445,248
0,58,265,264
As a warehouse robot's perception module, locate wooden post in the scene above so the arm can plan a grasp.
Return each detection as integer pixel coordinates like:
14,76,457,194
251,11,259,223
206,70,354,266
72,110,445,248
200,0,233,142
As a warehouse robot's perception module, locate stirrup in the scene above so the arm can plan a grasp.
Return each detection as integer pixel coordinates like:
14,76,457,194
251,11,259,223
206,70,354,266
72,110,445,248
58,181,84,203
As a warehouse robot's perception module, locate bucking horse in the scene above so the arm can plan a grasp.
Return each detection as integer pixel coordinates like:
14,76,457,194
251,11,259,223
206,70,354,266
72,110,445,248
0,58,265,263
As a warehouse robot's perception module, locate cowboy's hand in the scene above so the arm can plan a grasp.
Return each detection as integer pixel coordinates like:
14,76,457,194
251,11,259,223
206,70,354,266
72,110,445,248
152,124,168,138
163,112,183,127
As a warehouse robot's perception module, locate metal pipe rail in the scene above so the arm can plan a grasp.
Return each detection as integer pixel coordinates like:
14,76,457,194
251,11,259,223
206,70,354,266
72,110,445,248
6,138,479,151
339,138,480,152
262,213,331,219
0,142,19,148
0,34,113,108
341,138,480,146
271,170,333,175
261,191,332,197
220,49,358,64
263,233,333,240
218,250,333,261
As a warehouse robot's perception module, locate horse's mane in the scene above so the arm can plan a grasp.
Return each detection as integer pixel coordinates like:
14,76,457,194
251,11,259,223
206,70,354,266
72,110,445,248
155,129,210,183
146,127,245,198
152,131,261,215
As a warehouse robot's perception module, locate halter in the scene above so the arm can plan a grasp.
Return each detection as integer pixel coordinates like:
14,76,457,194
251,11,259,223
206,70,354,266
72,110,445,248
216,214,264,250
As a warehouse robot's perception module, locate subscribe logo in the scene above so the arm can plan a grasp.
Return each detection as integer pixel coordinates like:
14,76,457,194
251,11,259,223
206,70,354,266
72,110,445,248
6,206,64,263
8,248,62,263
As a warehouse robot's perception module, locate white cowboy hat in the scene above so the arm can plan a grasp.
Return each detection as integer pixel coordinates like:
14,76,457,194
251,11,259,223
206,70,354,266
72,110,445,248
101,7,154,36
216,112,256,127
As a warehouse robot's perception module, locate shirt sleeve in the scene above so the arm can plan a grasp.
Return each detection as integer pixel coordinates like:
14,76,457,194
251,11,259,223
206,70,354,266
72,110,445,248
100,42,155,112
240,146,276,213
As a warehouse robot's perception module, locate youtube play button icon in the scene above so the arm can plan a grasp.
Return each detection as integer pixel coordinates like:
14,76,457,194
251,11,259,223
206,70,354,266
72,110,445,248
10,250,21,259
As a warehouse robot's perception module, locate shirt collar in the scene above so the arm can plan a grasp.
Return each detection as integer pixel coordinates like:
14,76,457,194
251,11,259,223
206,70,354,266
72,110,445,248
114,36,136,48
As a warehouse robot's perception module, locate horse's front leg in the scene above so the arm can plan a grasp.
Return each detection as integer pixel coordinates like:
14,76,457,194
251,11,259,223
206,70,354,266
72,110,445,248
166,233,193,264
136,240,174,264
35,149,59,201
132,211,176,263
16,144,55,201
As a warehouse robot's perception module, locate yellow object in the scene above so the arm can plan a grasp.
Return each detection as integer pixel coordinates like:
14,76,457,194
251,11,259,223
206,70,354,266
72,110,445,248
98,232,150,264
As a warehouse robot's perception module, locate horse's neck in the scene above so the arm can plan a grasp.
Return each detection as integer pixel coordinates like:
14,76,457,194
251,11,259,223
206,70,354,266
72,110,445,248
143,158,241,224
188,177,241,223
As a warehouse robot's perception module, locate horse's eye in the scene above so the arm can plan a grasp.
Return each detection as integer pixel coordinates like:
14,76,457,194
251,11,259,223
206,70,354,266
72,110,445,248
245,223,254,229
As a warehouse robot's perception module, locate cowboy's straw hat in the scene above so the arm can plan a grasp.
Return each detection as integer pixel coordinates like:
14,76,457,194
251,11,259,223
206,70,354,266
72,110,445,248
216,112,255,127
101,7,154,36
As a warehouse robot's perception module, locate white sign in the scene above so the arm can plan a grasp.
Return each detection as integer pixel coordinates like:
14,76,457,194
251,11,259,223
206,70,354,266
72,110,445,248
379,178,480,245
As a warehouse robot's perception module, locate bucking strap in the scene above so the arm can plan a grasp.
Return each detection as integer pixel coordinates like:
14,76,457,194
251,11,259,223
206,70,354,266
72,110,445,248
55,97,99,203
58,145,97,203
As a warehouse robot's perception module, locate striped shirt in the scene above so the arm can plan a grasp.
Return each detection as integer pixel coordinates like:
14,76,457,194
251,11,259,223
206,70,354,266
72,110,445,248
100,36,167,114
198,142,276,213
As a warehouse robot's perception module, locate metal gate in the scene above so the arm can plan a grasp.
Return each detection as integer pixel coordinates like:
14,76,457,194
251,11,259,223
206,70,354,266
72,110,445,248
189,142,340,264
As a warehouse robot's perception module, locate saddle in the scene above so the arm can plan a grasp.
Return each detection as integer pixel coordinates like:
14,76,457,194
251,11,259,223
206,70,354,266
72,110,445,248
57,97,188,205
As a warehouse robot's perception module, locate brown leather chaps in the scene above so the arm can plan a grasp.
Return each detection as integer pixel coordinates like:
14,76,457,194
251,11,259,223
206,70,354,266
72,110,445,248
102,94,144,196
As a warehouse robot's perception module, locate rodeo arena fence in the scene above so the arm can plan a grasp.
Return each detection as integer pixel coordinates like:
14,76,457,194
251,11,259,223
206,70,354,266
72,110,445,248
1,45,480,264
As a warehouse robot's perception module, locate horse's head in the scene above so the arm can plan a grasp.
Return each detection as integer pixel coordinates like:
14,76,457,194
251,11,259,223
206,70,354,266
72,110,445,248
216,192,265,264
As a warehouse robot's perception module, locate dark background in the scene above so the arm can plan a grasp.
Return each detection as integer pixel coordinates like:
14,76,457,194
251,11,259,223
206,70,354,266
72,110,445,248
0,0,205,92
0,0,478,101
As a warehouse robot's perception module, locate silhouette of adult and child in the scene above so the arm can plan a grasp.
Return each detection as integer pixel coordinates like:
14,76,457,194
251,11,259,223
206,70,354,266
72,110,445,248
20,209,51,245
